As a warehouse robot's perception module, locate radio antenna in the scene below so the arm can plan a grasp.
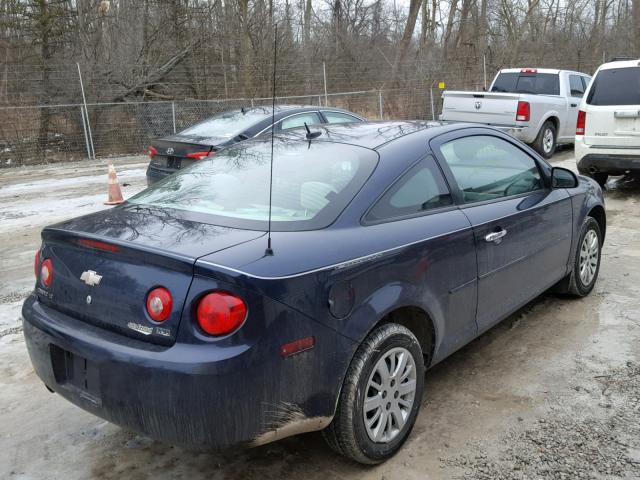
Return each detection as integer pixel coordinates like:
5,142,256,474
265,23,278,256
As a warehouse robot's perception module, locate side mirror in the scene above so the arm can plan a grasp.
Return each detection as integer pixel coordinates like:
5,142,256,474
551,167,578,189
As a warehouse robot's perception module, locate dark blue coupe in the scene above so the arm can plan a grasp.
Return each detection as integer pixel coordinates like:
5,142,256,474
23,121,605,464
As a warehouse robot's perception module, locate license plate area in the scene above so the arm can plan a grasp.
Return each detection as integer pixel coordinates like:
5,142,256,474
50,345,101,405
167,156,182,169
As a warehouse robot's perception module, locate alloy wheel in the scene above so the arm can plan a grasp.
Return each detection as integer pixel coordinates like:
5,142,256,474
579,229,599,286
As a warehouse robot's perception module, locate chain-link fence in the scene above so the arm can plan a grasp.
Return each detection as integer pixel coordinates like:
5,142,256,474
0,88,444,167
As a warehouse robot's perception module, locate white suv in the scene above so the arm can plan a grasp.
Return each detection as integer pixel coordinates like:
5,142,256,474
576,59,640,186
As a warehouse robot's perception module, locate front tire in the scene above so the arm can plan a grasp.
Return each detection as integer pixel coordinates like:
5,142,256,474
323,323,425,464
533,121,556,158
556,217,602,297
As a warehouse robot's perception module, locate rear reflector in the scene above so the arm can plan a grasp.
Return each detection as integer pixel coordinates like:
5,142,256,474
576,110,587,135
185,151,214,160
516,101,530,122
146,287,173,322
280,336,315,358
77,238,120,253
34,250,40,279
196,291,247,336
40,259,53,288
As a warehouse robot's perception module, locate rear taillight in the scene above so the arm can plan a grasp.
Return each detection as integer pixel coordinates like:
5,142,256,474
576,110,586,135
185,151,214,161
146,287,173,322
40,258,53,288
34,250,40,279
196,291,247,336
77,238,120,253
147,146,158,159
516,101,530,122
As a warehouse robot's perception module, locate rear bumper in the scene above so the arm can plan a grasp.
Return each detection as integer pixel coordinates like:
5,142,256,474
146,164,176,186
22,294,354,448
576,140,640,175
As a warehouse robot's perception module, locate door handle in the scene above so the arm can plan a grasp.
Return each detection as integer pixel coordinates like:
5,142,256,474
571,103,578,107
485,229,507,244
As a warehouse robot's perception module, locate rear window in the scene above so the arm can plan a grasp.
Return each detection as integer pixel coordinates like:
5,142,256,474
179,110,270,138
491,72,560,95
128,139,378,231
587,67,640,106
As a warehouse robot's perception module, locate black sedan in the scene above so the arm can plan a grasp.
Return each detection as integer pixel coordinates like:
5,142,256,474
24,122,604,464
146,105,365,185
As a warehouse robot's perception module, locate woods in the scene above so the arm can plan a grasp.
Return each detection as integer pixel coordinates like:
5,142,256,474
1,0,640,165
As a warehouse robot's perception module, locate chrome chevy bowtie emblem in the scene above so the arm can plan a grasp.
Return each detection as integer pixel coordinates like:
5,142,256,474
80,270,102,287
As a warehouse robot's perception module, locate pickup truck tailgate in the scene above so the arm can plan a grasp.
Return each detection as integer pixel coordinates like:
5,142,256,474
441,91,519,125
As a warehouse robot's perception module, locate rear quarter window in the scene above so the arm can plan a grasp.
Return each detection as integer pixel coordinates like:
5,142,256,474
491,72,560,95
587,67,640,106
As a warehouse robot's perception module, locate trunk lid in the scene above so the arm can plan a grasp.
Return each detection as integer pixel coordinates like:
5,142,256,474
440,91,521,125
150,136,220,171
37,206,264,345
583,106,640,148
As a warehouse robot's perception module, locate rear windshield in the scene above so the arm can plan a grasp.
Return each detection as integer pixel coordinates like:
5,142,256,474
491,72,560,95
128,139,378,231
179,110,270,138
587,67,640,106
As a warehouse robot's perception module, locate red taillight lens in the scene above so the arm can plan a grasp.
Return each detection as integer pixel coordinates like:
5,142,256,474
185,150,213,160
148,146,158,159
77,238,120,253
196,291,247,336
40,258,53,288
34,250,40,279
576,110,586,135
516,101,530,122
146,287,173,322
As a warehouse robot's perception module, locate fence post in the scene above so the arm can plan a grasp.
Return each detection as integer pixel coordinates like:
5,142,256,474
430,87,435,121
76,63,95,160
79,105,92,160
378,90,383,120
171,102,176,133
318,95,322,107
483,55,487,90
323,62,329,107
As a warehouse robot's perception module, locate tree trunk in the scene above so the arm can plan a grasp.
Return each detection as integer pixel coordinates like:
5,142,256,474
391,0,422,85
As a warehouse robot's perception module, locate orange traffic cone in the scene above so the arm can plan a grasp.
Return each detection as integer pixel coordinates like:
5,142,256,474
104,163,125,205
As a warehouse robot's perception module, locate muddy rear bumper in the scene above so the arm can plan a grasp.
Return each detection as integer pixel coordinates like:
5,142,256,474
22,294,353,448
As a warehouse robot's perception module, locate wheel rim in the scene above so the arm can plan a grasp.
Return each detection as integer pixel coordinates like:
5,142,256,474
363,347,417,443
579,229,599,286
543,128,554,153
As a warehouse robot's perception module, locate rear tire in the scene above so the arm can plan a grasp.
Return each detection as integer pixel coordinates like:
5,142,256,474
588,172,608,188
533,121,556,158
322,323,425,464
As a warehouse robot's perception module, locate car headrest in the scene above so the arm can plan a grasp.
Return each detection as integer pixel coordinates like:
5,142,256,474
300,182,337,212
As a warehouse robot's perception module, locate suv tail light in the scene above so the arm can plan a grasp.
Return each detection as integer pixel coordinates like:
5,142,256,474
576,110,587,135
516,101,530,122
196,291,247,336
40,258,53,288
185,151,214,160
146,287,173,322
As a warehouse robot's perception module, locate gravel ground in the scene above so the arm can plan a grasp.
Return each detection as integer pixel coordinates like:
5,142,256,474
1,149,639,480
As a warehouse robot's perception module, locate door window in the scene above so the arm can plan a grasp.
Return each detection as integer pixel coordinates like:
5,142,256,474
439,136,543,204
569,75,585,97
323,111,363,124
279,112,322,130
366,157,452,222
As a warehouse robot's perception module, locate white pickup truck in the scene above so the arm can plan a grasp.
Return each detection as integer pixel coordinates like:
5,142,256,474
440,68,592,158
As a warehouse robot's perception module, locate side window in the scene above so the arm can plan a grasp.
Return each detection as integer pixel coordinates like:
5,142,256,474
569,75,585,97
323,111,362,124
366,157,452,222
439,136,543,204
280,112,322,131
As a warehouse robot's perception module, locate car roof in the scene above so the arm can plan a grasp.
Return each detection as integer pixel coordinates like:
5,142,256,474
499,67,589,76
227,104,358,117
270,120,454,150
597,59,640,71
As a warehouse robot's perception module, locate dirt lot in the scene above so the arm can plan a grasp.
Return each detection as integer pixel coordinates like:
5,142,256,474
1,150,639,480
